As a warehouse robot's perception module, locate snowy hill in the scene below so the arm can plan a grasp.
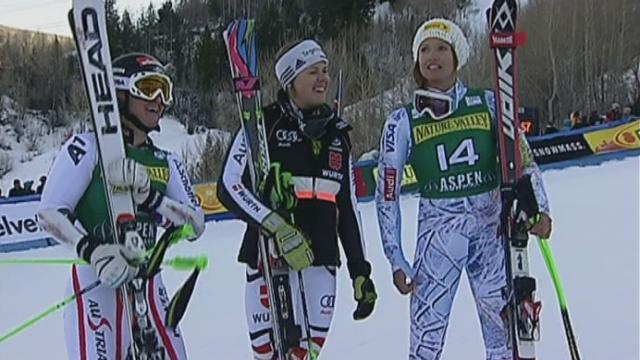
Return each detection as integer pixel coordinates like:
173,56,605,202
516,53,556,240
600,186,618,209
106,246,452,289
0,153,638,359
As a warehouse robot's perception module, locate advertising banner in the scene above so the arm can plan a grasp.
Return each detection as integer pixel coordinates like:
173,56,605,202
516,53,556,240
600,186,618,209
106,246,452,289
0,198,57,252
583,119,640,154
0,200,46,245
193,182,229,218
529,134,593,164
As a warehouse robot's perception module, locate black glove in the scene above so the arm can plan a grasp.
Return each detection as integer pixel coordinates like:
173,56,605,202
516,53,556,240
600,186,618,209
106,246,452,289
515,175,540,220
262,162,296,211
352,275,377,320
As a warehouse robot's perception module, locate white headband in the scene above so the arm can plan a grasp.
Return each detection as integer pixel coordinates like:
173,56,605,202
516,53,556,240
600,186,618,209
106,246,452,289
275,40,327,89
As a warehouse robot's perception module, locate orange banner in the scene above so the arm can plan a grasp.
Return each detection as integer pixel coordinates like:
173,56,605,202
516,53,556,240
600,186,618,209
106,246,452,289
584,119,640,153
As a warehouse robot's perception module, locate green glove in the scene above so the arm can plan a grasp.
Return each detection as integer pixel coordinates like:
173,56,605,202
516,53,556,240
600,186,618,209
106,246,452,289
261,212,314,271
352,275,377,320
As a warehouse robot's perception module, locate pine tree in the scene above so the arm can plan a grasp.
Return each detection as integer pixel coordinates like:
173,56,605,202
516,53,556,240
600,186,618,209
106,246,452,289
120,10,137,53
105,0,123,55
195,29,225,90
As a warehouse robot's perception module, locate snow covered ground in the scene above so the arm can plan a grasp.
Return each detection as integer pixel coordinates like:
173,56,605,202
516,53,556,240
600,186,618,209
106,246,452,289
0,153,638,359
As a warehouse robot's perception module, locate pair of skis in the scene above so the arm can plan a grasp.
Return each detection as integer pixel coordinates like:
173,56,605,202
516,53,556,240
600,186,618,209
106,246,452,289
488,1,580,359
222,20,315,360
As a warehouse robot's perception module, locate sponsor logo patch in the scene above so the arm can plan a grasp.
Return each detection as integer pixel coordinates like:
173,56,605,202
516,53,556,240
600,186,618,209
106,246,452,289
384,168,397,201
413,113,491,144
329,137,342,151
424,21,450,32
88,299,112,359
147,166,169,185
385,123,397,152
328,151,342,171
465,95,482,107
322,169,344,180
276,129,301,147
259,285,270,308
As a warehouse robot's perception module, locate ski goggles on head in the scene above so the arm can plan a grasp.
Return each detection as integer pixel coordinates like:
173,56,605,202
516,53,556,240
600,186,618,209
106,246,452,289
128,72,173,106
413,89,454,120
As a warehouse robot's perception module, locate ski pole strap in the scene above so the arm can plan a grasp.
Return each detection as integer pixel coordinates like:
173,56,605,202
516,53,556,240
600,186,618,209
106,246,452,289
0,279,102,344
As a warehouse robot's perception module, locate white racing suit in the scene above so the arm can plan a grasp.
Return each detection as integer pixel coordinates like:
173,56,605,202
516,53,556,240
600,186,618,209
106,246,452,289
38,133,205,360
376,82,550,360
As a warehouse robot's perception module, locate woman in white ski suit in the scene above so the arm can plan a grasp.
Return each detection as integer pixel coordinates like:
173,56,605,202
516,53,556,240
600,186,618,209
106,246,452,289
37,53,204,360
375,19,553,360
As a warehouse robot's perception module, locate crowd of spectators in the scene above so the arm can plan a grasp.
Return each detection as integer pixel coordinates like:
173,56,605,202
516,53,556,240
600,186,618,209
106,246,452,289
546,99,640,134
1,176,46,198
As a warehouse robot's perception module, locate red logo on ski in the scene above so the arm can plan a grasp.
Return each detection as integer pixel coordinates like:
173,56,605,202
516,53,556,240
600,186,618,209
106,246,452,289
234,77,260,98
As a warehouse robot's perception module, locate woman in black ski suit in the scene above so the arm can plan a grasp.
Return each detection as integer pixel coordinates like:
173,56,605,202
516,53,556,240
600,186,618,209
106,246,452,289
218,39,377,360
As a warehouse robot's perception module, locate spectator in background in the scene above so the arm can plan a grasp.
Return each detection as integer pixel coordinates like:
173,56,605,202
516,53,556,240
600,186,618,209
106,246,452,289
606,103,622,123
544,122,559,134
8,179,24,197
588,111,602,126
36,176,46,194
562,116,572,130
570,111,582,128
622,105,632,118
23,180,36,195
572,113,588,130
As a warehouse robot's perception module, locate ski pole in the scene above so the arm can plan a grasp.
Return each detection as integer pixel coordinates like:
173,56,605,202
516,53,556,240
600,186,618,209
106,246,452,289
287,212,316,360
297,270,317,360
0,255,207,344
537,237,581,360
0,224,198,267
335,69,344,117
0,279,101,344
0,255,208,270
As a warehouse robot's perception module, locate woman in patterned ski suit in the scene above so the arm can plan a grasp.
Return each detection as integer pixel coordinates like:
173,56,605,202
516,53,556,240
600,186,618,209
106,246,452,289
37,53,205,360
375,18,553,360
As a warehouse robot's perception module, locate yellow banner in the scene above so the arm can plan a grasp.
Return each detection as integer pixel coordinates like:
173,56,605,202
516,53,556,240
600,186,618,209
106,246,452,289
584,119,640,153
193,183,228,215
